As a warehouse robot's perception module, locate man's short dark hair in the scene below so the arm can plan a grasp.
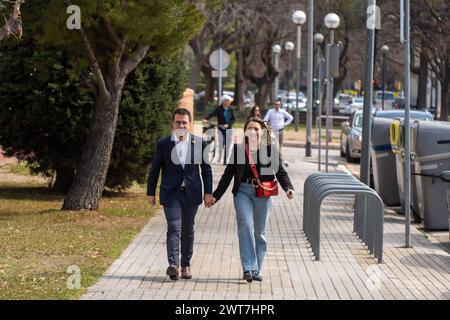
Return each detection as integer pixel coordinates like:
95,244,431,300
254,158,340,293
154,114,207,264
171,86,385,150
274,99,282,104
172,108,192,122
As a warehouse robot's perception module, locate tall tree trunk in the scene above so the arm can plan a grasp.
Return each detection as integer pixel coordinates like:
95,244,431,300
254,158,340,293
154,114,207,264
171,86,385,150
255,83,272,108
417,42,429,110
188,59,202,91
243,45,278,110
333,36,349,98
62,86,124,210
204,72,216,104
188,37,206,91
234,50,246,111
52,165,75,194
334,68,348,99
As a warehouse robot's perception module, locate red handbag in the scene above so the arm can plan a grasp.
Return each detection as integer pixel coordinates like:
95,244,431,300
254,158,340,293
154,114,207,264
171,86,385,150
245,144,279,198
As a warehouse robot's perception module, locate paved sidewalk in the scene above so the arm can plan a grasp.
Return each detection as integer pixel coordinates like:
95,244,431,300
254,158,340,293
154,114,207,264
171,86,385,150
81,147,450,300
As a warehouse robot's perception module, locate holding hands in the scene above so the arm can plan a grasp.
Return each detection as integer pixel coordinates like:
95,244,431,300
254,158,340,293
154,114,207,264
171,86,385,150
147,195,156,206
204,194,217,208
286,189,295,200
148,195,217,208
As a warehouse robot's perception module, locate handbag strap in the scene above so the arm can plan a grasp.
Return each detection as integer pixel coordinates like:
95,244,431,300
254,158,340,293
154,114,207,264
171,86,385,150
245,144,279,184
245,144,260,180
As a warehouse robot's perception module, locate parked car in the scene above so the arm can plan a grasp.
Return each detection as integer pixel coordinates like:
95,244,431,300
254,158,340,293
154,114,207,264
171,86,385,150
392,96,405,109
331,96,341,113
195,90,236,111
373,109,434,121
282,92,306,112
392,96,425,110
339,93,353,103
194,90,235,103
428,104,437,117
338,97,364,115
340,110,363,162
338,97,378,115
374,90,396,109
334,93,353,113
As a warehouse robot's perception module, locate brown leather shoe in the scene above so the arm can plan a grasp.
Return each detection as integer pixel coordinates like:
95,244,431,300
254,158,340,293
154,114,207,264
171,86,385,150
166,265,179,280
180,266,192,279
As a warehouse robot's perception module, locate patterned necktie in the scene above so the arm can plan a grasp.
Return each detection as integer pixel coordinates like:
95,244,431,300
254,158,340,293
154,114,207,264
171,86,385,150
178,142,185,167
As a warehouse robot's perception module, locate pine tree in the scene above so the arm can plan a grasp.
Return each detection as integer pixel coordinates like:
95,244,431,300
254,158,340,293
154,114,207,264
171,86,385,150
0,38,187,193
26,0,203,210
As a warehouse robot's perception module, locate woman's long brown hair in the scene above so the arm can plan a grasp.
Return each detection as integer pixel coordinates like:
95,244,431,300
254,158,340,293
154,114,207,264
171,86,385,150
249,106,261,118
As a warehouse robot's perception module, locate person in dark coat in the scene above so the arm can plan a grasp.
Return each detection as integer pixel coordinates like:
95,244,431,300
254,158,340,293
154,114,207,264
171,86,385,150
203,95,236,164
147,108,213,280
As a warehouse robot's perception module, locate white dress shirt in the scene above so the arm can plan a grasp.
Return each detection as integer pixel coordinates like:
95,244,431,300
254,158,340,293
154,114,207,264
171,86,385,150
172,132,190,186
263,108,294,130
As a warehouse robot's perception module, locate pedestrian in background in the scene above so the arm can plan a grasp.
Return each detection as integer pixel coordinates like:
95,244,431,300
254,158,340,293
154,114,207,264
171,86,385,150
263,99,293,167
203,95,236,164
247,105,262,120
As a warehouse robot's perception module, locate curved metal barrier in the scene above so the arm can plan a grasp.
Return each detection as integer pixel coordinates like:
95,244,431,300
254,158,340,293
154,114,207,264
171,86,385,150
303,172,384,263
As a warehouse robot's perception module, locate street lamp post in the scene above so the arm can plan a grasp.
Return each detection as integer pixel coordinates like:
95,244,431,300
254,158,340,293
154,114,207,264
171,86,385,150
360,0,376,188
402,0,412,247
314,33,325,71
314,33,324,171
272,44,282,103
285,41,295,113
306,0,314,157
292,10,307,133
381,45,390,110
324,13,340,173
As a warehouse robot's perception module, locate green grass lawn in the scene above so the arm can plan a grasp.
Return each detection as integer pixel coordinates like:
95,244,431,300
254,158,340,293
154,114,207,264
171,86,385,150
0,174,155,300
6,163,32,176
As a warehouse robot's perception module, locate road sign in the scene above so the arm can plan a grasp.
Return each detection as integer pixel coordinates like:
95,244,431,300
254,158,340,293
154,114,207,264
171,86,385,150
329,43,341,78
209,49,230,70
212,70,228,78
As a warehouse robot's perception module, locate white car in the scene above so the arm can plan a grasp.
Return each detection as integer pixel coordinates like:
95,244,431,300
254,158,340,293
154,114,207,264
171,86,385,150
374,91,395,109
338,97,364,115
334,93,353,112
282,92,306,111
194,90,235,103
350,97,364,109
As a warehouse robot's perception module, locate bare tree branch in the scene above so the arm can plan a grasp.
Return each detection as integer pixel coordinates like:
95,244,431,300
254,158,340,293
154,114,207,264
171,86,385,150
78,26,110,98
81,71,99,95
0,0,24,41
62,0,112,97
120,45,150,77
100,11,123,47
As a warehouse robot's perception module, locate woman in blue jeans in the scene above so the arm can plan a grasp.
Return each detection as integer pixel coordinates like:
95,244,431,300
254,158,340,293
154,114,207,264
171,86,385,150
212,117,294,282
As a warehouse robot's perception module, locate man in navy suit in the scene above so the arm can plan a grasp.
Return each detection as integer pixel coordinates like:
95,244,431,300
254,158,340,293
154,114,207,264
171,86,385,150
147,108,213,280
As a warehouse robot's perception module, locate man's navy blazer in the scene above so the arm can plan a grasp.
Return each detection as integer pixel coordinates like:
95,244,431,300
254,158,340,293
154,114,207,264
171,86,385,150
146,134,213,207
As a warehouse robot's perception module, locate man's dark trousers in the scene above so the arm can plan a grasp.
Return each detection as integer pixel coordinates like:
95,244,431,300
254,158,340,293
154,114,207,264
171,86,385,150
147,135,212,269
164,187,198,267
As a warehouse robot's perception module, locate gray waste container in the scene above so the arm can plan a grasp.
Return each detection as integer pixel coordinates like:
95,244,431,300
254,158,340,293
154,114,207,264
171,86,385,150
371,118,400,206
410,121,450,230
392,119,421,219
